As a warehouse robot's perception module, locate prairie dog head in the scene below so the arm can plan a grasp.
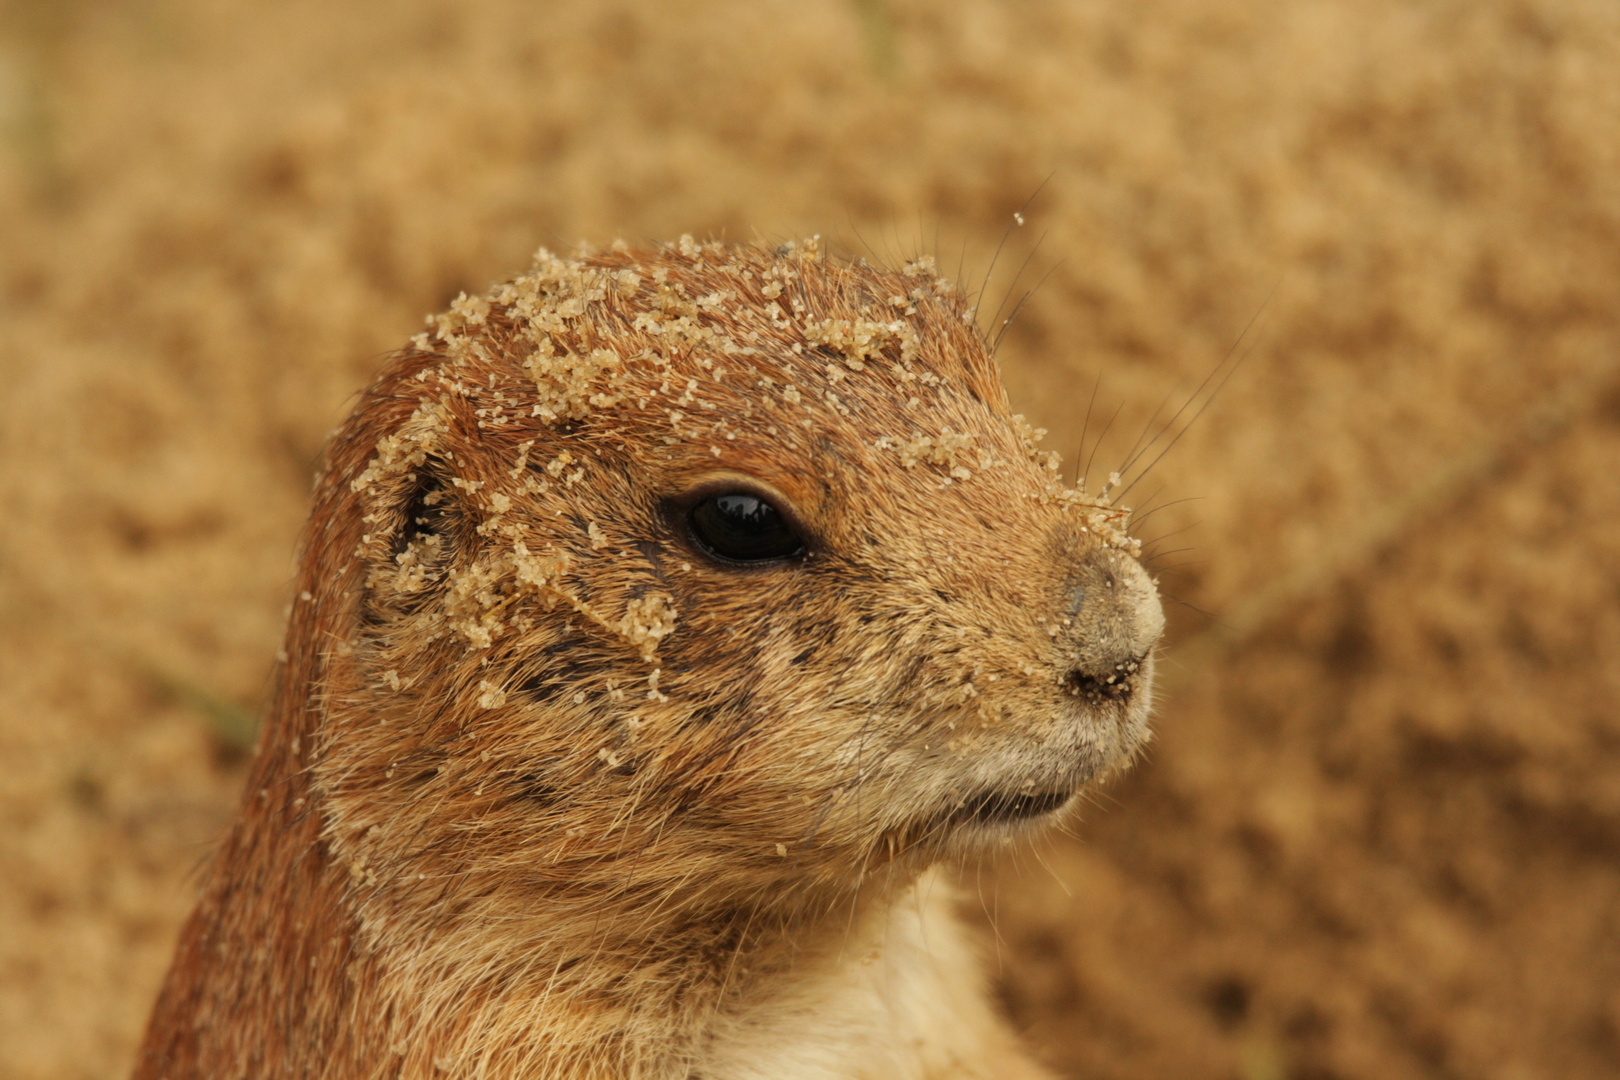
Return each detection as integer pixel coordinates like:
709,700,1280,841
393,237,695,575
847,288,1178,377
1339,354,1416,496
308,238,1163,940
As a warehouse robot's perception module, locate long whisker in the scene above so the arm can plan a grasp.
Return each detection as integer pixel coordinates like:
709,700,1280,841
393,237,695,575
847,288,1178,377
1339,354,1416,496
1138,522,1200,552
1084,401,1125,487
1123,484,1168,523
1118,382,1183,480
987,231,1051,347
975,176,1052,322
845,211,881,266
1113,285,1278,502
1162,593,1228,629
1112,355,1242,504
991,255,1061,357
1144,559,1204,576
1141,529,1201,556
1140,544,1196,564
1129,496,1204,533
1072,372,1103,488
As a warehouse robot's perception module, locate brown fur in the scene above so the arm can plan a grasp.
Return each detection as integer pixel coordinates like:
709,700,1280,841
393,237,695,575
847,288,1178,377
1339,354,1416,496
133,238,1164,1079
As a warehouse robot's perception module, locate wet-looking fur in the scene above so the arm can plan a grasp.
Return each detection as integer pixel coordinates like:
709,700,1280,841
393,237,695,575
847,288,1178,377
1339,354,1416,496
133,238,1165,1080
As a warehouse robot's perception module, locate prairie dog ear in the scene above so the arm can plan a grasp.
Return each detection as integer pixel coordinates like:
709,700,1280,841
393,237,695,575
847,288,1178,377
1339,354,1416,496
392,460,454,559
362,457,463,623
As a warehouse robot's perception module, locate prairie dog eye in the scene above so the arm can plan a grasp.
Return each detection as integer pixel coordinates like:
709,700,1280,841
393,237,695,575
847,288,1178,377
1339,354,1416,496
687,491,805,563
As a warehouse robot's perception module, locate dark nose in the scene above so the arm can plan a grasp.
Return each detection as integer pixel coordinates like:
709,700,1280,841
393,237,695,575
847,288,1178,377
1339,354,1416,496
1060,547,1164,703
1066,655,1146,701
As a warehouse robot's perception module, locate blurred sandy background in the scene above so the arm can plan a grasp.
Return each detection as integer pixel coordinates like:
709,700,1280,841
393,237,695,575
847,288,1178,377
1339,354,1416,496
2,1,1618,1077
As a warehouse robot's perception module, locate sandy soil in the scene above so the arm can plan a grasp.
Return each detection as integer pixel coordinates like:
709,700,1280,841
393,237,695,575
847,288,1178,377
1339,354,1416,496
2,1,1618,1077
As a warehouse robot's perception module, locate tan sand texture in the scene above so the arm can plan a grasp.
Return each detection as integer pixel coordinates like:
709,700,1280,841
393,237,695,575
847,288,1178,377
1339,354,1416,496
1,1,1618,1077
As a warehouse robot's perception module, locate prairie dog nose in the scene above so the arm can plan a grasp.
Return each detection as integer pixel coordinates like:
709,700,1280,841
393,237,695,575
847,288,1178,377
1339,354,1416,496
1061,547,1165,701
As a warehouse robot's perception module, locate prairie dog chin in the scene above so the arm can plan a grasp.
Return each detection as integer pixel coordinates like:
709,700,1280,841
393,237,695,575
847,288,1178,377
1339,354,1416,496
134,237,1163,1080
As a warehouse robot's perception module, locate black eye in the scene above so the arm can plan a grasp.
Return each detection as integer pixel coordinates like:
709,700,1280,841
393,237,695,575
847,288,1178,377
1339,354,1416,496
687,492,805,563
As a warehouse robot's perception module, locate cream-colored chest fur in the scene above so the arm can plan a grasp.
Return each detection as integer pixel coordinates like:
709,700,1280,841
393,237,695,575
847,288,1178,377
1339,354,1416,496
696,872,1049,1080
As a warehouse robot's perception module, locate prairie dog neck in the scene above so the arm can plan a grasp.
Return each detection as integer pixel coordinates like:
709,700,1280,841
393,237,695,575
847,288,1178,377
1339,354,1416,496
375,866,1034,1079
699,870,1046,1080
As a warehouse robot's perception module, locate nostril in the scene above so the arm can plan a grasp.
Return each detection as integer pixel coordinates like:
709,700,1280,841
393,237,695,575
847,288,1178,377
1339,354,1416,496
1064,656,1144,702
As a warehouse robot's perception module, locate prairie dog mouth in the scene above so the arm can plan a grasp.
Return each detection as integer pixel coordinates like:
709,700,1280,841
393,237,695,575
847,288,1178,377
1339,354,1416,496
955,788,1074,827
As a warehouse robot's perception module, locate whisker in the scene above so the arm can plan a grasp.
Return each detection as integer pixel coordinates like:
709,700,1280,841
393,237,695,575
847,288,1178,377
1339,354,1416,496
1129,496,1204,534
1138,521,1200,552
987,228,1051,345
1117,381,1184,481
1072,371,1103,488
975,176,1052,322
1162,594,1229,630
1122,484,1169,525
1112,285,1278,502
1026,836,1069,897
1084,401,1125,487
974,861,1007,970
844,211,881,266
991,255,1061,357
1142,559,1204,576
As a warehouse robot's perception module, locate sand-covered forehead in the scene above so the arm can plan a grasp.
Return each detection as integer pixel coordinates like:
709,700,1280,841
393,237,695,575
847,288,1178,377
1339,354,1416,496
373,238,1137,551
413,237,967,416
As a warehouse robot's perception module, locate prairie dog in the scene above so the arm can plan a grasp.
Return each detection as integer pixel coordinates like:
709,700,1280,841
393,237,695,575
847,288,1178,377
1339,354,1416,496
133,237,1164,1079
